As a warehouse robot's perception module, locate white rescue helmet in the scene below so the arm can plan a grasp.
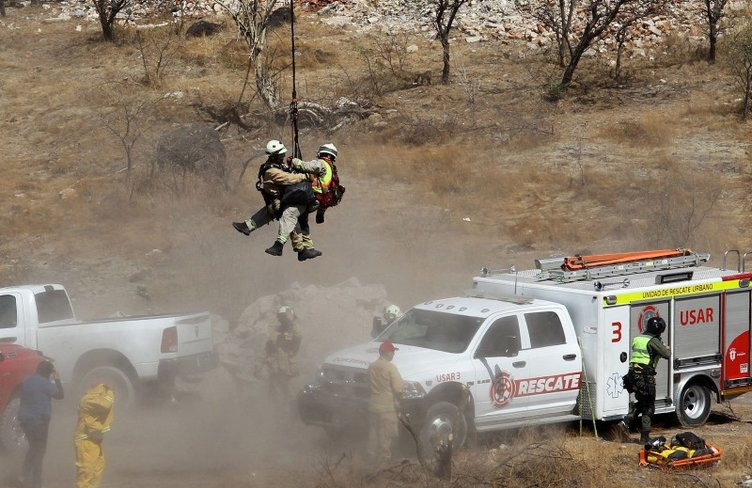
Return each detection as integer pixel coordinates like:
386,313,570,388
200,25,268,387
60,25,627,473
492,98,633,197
317,143,337,160
383,304,401,323
278,305,294,315
266,140,288,156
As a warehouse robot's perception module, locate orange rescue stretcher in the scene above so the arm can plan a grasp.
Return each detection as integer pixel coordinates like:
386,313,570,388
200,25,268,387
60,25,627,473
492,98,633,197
639,442,722,470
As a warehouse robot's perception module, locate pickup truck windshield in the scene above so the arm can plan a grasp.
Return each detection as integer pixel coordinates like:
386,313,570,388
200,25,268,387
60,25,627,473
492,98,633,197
380,309,484,353
35,290,74,323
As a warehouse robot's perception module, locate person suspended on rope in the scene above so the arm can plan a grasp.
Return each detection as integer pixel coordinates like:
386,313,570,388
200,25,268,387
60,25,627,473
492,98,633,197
289,143,345,225
231,140,322,261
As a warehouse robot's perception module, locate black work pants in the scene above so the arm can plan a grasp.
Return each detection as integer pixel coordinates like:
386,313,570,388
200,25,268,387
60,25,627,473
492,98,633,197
21,419,50,488
624,370,656,435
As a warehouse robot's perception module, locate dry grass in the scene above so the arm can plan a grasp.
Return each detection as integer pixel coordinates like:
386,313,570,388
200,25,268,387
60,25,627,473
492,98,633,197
599,112,676,147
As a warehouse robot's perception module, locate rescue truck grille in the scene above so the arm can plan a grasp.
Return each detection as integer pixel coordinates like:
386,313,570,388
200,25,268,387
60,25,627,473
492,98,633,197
321,365,369,399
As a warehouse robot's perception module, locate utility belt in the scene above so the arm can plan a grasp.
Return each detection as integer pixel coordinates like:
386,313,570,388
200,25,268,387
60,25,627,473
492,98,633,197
630,363,656,376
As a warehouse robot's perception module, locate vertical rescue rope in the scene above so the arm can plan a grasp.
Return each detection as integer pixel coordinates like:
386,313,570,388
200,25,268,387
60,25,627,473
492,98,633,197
289,0,302,159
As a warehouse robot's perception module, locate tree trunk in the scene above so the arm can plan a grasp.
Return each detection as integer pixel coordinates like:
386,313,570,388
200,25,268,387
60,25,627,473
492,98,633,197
744,75,752,120
441,36,450,85
561,43,587,87
255,61,278,110
0,0,6,18
615,38,624,81
708,25,717,63
100,16,114,41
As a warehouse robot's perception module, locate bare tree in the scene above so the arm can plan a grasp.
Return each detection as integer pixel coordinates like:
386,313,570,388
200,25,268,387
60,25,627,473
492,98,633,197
218,0,281,110
534,0,662,91
96,82,162,175
92,0,131,42
612,1,668,80
433,0,469,84
702,0,729,64
136,27,181,86
726,20,752,119
0,0,6,18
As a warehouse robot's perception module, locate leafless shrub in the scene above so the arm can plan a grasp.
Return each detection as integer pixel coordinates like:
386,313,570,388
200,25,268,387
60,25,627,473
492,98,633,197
725,18,752,119
456,65,481,126
354,34,417,96
650,166,722,246
136,27,182,86
95,81,163,176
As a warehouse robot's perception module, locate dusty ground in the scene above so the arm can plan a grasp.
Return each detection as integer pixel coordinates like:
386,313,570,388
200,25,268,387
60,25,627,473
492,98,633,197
2,3,752,487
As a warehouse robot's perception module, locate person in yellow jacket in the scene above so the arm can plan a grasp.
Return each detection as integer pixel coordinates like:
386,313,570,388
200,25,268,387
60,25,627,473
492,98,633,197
74,384,114,488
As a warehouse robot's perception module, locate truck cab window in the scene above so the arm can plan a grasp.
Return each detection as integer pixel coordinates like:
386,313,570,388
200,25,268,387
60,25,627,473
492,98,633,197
526,311,566,348
35,290,74,323
380,309,484,353
476,316,520,357
0,295,17,328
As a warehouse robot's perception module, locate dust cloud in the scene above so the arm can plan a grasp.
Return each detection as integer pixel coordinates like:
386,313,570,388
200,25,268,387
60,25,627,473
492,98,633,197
1,159,507,487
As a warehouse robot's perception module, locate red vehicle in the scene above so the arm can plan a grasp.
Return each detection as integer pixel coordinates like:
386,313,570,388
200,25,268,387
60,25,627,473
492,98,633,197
0,343,44,452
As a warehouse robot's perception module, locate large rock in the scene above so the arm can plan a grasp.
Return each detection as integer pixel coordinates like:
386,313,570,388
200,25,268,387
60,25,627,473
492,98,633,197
219,278,391,386
156,123,227,186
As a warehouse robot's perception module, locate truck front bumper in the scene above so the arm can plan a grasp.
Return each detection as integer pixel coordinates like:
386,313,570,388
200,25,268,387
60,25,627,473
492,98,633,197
297,382,424,430
158,348,219,380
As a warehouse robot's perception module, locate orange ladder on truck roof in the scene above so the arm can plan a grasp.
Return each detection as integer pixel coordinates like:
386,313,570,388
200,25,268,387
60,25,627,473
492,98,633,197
534,248,710,283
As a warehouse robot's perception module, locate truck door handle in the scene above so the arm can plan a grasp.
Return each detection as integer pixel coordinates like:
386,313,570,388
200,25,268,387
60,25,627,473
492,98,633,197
563,354,577,361
512,361,526,368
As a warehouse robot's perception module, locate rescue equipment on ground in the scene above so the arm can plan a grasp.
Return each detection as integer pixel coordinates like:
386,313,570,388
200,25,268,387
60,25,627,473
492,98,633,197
639,432,722,469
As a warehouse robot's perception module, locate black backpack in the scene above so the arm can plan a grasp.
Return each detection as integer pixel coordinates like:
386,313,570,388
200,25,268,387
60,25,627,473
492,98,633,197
672,432,706,451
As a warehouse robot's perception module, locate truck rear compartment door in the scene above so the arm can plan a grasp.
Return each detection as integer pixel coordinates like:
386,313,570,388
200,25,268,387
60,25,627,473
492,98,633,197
601,305,630,415
723,291,751,385
629,301,671,403
674,295,721,365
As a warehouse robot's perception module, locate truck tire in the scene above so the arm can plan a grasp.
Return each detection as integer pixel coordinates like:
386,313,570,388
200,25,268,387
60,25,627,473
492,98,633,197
676,383,711,427
80,366,136,410
420,401,468,455
0,396,27,454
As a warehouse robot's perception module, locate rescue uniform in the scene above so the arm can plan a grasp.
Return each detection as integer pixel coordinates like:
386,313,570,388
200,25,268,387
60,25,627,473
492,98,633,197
623,333,670,441
242,161,312,248
263,322,302,403
74,384,114,488
290,157,334,250
367,357,404,465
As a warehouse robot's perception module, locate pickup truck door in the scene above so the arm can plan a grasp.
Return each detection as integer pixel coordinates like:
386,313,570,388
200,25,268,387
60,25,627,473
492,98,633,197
471,314,537,427
0,294,23,345
516,310,582,418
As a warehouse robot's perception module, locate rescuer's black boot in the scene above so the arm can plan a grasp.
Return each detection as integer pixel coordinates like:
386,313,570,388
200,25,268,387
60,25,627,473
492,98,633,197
265,240,284,256
297,248,322,261
232,221,251,236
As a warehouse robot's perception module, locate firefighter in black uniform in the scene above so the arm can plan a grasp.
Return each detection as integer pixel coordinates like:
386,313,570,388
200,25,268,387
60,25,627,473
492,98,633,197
620,316,671,444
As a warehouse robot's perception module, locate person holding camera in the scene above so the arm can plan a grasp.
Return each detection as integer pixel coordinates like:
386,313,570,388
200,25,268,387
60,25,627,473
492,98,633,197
18,360,64,488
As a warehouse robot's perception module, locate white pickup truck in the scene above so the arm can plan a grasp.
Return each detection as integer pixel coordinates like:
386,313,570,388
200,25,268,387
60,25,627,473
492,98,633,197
0,283,217,409
299,250,752,450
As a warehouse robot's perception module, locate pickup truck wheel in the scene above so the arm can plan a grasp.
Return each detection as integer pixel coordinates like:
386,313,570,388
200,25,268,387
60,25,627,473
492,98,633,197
0,396,27,454
676,383,711,427
420,401,468,455
80,366,136,410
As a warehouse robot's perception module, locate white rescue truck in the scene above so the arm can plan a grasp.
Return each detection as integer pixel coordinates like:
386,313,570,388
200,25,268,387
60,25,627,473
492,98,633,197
299,249,752,448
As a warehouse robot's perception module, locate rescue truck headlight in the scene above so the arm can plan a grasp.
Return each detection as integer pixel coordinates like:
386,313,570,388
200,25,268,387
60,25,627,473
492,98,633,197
605,295,617,306
403,381,426,399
